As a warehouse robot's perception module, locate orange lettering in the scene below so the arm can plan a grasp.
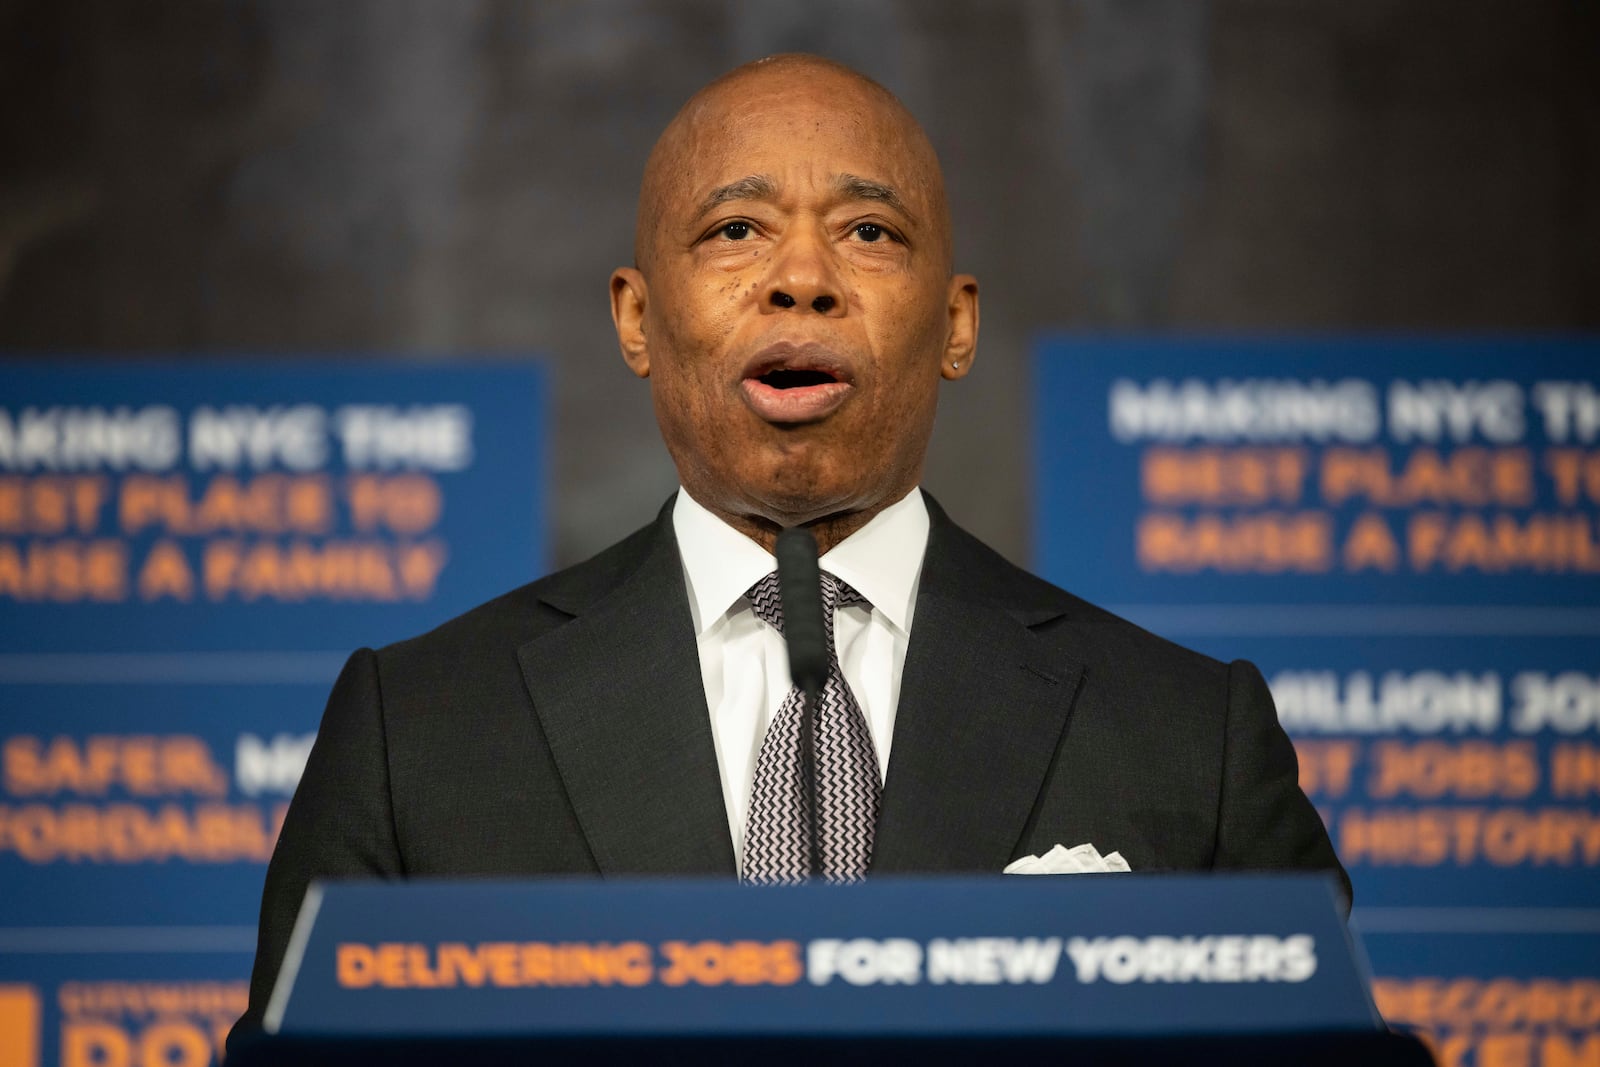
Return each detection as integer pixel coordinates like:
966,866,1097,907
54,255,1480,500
1552,744,1600,799
346,475,443,534
140,1020,211,1067
0,476,109,535
1141,447,1308,507
442,943,489,986
62,1021,130,1067
1342,513,1400,571
1294,740,1359,799
1320,448,1533,507
518,943,555,985
136,540,194,601
1544,449,1600,507
1479,1032,1532,1067
404,944,439,988
1543,1034,1600,1067
1137,512,1331,573
1367,741,1539,801
767,941,803,985
374,944,406,988
338,945,375,988
482,943,518,987
616,942,654,987
0,539,128,601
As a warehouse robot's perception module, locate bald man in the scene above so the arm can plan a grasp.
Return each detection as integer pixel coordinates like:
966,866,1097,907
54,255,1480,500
232,55,1346,1039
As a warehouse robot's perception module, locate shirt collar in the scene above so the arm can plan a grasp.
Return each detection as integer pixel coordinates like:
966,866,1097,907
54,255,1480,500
672,487,929,637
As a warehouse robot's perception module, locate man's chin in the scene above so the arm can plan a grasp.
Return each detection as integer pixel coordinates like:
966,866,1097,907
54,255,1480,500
674,439,909,530
737,479,891,531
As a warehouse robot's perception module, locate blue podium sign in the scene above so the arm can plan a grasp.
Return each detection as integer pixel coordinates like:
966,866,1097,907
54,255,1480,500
267,875,1375,1038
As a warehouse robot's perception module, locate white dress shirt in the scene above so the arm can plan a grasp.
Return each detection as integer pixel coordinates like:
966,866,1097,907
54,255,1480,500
672,487,930,868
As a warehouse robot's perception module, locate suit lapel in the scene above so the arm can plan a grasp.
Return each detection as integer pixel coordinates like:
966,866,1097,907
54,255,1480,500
516,512,736,876
872,504,1086,873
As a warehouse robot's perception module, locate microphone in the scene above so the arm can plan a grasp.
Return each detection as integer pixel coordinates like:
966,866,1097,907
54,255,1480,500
775,527,828,701
775,526,827,880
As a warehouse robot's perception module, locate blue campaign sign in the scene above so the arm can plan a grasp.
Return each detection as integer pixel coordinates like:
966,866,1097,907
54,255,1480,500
0,681,327,928
0,950,256,1067
269,875,1373,1039
0,361,547,654
1033,336,1600,1062
1358,924,1600,1063
1034,336,1600,609
0,360,548,1067
1134,633,1598,911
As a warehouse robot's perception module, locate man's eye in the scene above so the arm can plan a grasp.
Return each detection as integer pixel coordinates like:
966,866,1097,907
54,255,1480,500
854,223,886,243
720,221,751,240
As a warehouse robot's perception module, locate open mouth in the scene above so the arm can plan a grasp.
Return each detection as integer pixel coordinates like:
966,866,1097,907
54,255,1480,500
758,368,841,389
740,344,855,424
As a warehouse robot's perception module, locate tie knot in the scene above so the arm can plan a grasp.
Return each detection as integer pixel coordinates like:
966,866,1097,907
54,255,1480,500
745,570,866,633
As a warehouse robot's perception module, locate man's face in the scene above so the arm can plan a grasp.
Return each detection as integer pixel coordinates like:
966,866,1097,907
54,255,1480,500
612,66,978,537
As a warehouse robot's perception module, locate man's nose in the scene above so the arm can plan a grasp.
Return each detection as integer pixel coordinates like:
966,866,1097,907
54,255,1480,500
763,228,845,316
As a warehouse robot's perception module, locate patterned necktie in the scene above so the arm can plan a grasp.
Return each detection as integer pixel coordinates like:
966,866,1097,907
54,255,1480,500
742,569,882,885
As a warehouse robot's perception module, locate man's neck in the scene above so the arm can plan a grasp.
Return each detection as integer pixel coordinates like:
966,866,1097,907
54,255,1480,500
716,508,877,557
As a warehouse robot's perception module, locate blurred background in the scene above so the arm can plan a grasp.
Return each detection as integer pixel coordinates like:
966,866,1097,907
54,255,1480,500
2,3,1597,1065
5,0,1595,565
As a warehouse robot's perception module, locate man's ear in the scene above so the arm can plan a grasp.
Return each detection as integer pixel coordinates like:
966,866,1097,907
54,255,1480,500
941,274,979,380
610,268,651,378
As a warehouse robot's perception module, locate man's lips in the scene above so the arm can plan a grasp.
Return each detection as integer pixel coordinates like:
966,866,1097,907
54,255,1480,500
739,343,856,424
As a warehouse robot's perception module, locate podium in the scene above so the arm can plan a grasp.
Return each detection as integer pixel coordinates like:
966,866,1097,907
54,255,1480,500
230,873,1433,1065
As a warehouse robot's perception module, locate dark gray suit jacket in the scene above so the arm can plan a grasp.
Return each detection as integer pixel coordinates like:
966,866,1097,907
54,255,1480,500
233,495,1348,1037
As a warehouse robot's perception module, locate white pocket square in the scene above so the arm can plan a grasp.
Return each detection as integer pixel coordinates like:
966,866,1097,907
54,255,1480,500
1004,842,1131,874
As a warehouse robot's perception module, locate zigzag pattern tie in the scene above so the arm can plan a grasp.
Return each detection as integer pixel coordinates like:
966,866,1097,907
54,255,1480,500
742,569,881,885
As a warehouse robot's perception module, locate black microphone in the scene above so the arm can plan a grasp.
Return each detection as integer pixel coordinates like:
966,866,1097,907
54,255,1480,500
775,526,827,879
775,527,828,700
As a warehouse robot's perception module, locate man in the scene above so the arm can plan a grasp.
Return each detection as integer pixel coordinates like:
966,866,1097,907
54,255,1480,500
232,53,1346,1037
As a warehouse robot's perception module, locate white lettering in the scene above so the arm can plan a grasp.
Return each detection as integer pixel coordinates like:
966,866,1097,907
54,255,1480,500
926,938,1062,985
1271,670,1501,735
188,406,327,471
1387,380,1525,444
1532,381,1600,444
334,405,472,471
1065,936,1112,983
806,938,921,986
0,406,181,472
234,733,316,796
1510,672,1600,735
1107,378,1379,444
1066,935,1317,983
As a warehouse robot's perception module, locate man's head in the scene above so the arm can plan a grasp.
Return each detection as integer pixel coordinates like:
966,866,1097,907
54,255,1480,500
611,54,979,551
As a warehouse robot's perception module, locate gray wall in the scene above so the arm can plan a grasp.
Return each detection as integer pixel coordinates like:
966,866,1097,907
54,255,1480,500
2,0,1595,567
